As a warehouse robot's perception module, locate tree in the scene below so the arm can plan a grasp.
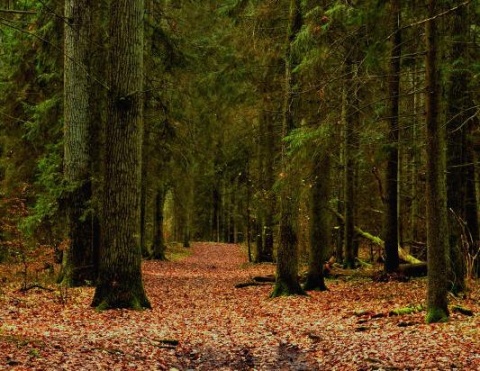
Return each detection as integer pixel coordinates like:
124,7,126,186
425,0,449,324
383,0,401,273
343,57,360,270
91,0,151,310
271,0,306,297
304,150,330,291
61,0,97,287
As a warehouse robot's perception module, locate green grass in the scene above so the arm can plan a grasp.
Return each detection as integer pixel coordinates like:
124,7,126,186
165,243,192,262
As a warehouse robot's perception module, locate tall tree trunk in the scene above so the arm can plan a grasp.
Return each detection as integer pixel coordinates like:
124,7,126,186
62,0,96,286
343,61,358,270
91,0,151,310
271,0,305,297
445,1,471,293
262,110,275,261
304,151,330,291
384,0,401,273
425,0,449,323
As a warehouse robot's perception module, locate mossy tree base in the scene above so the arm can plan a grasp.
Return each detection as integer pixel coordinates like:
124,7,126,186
425,307,449,324
270,279,307,298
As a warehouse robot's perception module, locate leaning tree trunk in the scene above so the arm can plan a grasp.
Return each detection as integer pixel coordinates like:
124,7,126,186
304,150,330,291
383,0,401,273
270,0,305,298
425,0,449,323
62,0,97,287
91,0,151,310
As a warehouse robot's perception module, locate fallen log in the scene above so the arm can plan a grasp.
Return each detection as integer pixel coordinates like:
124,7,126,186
234,281,272,288
398,263,427,277
252,275,276,283
329,208,423,265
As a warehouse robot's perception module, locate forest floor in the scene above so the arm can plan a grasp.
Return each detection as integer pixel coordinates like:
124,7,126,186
1,242,480,370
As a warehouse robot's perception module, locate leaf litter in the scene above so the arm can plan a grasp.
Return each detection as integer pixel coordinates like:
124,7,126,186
0,242,479,370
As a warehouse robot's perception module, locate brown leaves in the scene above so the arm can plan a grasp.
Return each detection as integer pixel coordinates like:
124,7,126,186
1,242,480,369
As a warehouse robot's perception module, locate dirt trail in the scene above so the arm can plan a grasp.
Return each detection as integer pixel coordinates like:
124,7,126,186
144,242,317,370
1,242,480,370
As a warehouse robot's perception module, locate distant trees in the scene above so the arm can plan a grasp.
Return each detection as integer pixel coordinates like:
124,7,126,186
0,0,479,316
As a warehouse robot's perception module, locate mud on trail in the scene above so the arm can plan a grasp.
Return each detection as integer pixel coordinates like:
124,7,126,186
1,242,480,370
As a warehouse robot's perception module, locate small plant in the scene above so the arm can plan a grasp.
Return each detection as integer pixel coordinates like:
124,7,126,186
450,209,479,286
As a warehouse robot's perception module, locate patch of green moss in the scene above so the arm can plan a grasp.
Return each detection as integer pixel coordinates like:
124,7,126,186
425,307,449,324
389,304,424,316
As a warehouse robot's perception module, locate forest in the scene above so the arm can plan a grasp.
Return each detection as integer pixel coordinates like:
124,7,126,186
0,0,480,369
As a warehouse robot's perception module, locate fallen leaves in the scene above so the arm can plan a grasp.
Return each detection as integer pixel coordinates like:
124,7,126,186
0,242,480,370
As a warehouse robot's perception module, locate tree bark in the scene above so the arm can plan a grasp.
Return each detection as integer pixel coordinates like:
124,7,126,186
343,60,358,270
304,151,330,291
62,0,97,286
383,0,401,273
271,0,305,297
91,0,151,310
425,0,449,323
151,186,167,260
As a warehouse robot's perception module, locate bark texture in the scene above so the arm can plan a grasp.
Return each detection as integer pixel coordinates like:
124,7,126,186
271,0,305,297
151,186,167,260
304,152,330,291
384,0,401,273
343,59,358,270
425,0,449,323
92,0,150,310
62,0,96,286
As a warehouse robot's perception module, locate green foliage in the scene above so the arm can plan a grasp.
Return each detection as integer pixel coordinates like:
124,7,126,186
0,0,64,245
19,144,65,238
285,123,333,160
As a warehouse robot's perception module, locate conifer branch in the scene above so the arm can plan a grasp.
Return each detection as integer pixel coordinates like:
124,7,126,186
400,0,472,31
0,9,36,15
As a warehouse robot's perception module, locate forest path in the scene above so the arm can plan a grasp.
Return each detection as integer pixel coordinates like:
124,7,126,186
143,241,319,370
1,242,480,370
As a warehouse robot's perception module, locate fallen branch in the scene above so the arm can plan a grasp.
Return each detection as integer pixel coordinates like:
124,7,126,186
235,281,272,288
18,284,54,292
329,208,423,265
451,305,474,316
252,275,275,282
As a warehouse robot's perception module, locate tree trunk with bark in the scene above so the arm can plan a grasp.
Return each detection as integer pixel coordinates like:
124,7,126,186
151,186,167,260
343,61,358,270
62,0,97,287
383,0,401,273
271,0,305,297
91,0,151,310
425,0,449,323
304,151,330,291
